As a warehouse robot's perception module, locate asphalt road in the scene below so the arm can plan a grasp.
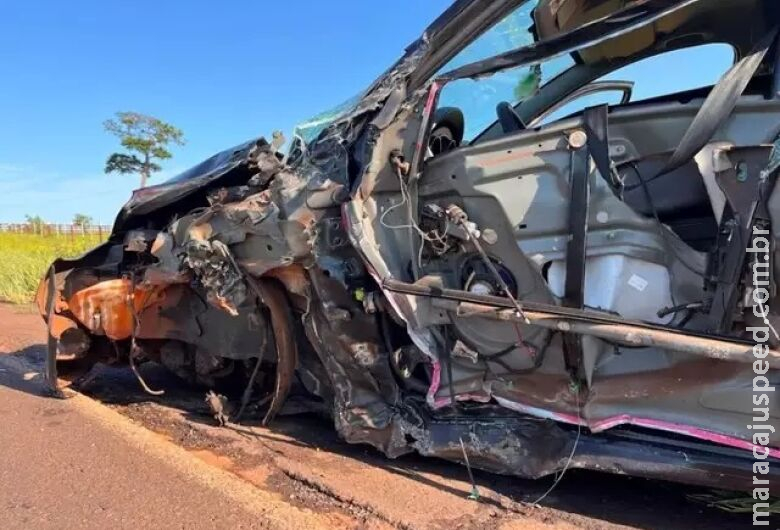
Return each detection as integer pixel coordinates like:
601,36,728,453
0,355,362,530
0,304,768,529
0,307,373,530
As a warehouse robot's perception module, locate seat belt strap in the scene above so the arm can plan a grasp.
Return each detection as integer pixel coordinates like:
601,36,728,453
582,104,613,188
563,106,614,375
663,28,778,177
562,107,608,375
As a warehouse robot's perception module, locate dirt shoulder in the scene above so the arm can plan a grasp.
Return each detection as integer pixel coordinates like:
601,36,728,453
0,303,756,529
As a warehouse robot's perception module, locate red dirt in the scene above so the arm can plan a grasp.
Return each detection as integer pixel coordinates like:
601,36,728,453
0,303,761,529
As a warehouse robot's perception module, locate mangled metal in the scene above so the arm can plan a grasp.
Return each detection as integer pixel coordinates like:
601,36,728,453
38,0,780,492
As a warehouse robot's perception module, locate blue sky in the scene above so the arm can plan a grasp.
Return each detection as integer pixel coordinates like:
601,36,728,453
0,0,450,223
0,1,733,225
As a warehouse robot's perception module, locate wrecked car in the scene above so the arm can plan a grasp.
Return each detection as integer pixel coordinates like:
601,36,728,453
39,0,780,492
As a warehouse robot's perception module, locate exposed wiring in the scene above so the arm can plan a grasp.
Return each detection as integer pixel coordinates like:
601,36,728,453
622,164,674,192
630,162,706,282
657,301,705,319
448,206,530,324
125,272,164,396
235,356,264,421
512,322,530,356
461,269,535,360
379,167,451,268
528,386,581,506
113,340,164,397
459,436,480,501
127,345,165,396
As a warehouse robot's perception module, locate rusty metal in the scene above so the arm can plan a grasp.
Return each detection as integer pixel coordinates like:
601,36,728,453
265,265,310,298
244,275,298,425
35,272,76,340
66,279,164,340
432,299,780,368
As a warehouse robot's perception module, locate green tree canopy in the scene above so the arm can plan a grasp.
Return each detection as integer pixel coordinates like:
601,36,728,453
104,112,185,188
25,214,45,234
72,213,93,232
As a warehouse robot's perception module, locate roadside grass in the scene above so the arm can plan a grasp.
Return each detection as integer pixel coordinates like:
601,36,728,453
0,233,104,304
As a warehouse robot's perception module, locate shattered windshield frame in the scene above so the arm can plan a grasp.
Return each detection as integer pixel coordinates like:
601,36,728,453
435,1,577,141
289,93,365,148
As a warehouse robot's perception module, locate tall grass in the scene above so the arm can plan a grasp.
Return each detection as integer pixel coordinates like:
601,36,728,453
0,233,105,304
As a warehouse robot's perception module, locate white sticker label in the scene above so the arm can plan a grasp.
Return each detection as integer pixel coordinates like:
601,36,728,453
628,274,648,292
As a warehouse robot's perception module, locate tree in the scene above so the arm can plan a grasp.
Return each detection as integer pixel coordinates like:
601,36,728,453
25,214,45,235
103,112,185,188
73,213,93,234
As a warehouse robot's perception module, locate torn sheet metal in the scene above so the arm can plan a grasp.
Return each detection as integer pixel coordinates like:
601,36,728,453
36,0,780,494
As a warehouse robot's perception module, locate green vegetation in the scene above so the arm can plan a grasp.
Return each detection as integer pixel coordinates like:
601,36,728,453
0,232,104,304
104,111,185,188
72,213,94,232
24,215,45,234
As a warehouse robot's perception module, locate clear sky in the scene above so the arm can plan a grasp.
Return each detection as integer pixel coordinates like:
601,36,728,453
0,0,450,224
0,1,732,225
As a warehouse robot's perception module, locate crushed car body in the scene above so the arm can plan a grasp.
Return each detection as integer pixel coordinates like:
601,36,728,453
39,0,780,491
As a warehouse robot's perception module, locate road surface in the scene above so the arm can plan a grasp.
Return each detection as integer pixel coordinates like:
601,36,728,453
0,342,375,529
0,304,764,529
